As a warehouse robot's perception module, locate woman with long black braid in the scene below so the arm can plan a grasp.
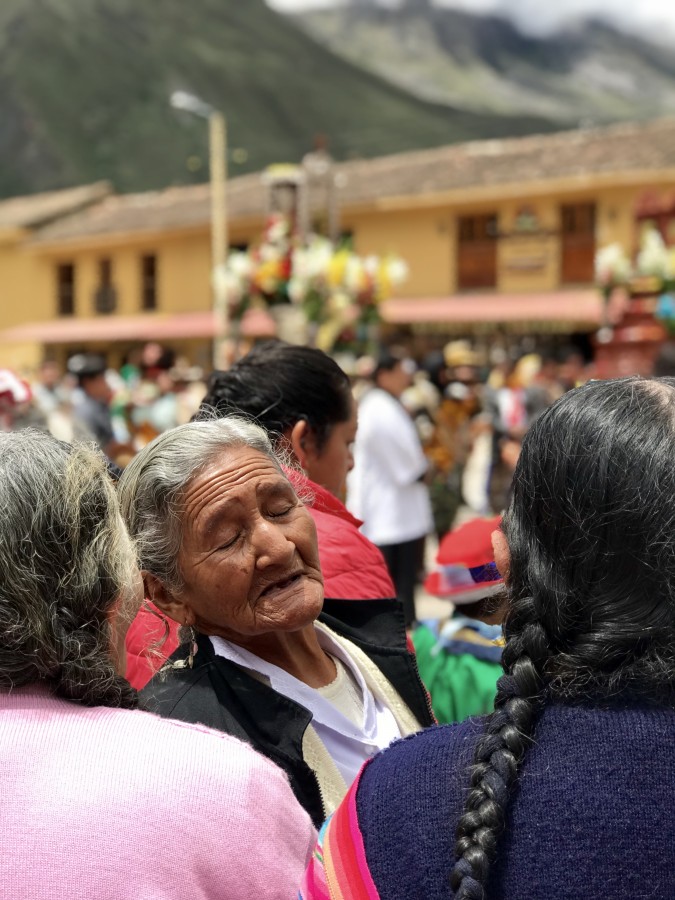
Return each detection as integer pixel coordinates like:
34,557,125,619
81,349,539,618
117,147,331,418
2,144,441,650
301,376,675,900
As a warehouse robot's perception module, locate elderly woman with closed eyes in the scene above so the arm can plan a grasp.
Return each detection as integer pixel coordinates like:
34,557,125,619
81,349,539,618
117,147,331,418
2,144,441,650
118,417,432,826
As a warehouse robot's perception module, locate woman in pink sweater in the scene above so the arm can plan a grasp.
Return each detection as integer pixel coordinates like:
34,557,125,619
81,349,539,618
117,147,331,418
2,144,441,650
0,429,315,900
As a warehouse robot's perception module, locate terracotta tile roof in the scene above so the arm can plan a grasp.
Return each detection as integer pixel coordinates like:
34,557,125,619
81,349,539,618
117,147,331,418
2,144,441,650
27,117,675,244
0,181,111,230
335,117,675,203
30,174,264,244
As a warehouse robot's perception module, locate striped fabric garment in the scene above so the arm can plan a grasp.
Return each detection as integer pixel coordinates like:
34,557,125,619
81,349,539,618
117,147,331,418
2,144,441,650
299,767,380,900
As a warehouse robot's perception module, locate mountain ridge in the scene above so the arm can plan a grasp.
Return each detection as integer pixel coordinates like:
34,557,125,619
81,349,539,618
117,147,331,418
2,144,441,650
291,3,675,125
0,0,561,199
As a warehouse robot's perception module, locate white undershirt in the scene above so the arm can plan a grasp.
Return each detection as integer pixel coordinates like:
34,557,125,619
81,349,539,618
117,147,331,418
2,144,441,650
347,387,433,545
316,655,364,728
210,623,401,787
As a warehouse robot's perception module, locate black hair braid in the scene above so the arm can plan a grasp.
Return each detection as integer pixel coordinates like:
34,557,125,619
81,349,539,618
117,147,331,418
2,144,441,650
450,599,549,899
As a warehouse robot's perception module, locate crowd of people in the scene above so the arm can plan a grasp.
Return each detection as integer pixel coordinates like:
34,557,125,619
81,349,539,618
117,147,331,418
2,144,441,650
0,338,673,898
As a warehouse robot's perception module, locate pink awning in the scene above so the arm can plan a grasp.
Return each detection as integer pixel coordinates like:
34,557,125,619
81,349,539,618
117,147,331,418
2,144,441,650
381,290,606,328
0,308,276,344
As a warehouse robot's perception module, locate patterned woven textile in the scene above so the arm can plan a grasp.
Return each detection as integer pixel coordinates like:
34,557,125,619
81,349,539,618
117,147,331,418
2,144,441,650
299,768,380,900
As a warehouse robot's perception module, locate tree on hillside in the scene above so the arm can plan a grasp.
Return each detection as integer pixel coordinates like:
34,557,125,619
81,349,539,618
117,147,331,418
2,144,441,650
402,0,433,11
350,0,433,7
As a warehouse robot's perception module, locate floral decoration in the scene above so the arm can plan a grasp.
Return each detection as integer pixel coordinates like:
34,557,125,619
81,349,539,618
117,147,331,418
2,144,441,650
596,225,675,332
214,215,408,351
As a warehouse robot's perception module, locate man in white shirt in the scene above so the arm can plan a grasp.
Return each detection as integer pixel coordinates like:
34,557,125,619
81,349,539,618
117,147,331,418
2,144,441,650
347,351,433,625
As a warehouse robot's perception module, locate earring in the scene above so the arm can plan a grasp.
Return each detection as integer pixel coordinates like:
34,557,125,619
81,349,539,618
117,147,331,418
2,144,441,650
173,624,197,670
186,625,197,669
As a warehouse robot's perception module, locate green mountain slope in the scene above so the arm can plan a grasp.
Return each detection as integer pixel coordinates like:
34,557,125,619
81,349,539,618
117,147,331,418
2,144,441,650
0,0,560,198
295,3,675,125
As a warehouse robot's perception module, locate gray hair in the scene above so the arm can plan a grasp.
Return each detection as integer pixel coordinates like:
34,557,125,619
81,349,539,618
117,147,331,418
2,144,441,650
118,416,281,594
0,430,140,708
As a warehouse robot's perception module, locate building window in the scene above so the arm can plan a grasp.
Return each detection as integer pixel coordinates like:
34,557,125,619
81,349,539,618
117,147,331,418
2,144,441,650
457,213,498,290
56,263,75,316
560,203,596,284
141,254,157,311
94,258,117,314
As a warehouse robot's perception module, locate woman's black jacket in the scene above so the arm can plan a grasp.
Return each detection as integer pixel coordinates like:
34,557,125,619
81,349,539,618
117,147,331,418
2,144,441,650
140,598,434,827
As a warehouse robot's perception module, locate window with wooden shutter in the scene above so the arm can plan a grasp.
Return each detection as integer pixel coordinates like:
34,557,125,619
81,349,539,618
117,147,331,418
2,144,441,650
457,214,498,290
560,203,596,284
56,263,75,316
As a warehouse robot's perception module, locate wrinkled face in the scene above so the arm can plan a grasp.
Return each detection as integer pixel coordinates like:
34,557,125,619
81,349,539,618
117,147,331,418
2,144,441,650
176,447,324,640
306,397,358,498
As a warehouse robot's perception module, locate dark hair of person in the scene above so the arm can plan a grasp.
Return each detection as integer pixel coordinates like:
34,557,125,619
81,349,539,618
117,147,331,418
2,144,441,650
450,376,675,899
0,430,139,710
194,340,352,451
456,591,505,625
373,347,405,378
652,342,675,378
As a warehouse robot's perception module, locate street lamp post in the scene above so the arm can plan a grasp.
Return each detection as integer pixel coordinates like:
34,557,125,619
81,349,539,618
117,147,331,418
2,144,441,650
170,91,228,369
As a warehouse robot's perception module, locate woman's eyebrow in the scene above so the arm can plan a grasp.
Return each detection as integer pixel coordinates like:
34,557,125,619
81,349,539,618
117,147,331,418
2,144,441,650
256,479,296,500
200,501,237,537
200,481,295,535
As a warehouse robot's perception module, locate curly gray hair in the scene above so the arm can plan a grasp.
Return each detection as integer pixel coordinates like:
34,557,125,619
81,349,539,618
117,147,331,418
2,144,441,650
0,430,140,708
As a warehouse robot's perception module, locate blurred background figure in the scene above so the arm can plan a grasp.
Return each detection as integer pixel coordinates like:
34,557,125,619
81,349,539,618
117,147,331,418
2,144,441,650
0,429,315,899
653,342,675,377
485,354,545,513
348,348,432,627
413,516,504,724
0,369,47,433
31,359,66,417
129,368,180,440
557,345,588,391
416,341,486,536
67,353,135,464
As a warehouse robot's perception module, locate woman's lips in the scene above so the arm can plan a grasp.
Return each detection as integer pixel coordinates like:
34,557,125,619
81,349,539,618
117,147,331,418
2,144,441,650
259,572,303,598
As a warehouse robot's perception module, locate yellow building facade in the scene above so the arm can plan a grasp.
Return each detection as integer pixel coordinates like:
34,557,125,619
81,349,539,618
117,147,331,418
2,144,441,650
2,118,675,372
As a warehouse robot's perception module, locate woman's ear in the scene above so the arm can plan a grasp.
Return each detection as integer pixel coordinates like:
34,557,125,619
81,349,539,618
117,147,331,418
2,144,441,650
289,419,312,470
491,529,511,582
143,572,190,625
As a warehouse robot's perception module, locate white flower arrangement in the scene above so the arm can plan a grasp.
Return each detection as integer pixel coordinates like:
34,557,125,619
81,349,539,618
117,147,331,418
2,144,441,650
594,243,632,289
220,214,408,350
636,228,675,280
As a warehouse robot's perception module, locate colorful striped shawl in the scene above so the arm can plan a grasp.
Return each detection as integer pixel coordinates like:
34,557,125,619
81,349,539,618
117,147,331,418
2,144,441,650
299,764,380,900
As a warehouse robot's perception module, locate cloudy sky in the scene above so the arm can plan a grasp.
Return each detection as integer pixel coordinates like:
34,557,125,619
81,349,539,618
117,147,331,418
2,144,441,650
266,0,675,38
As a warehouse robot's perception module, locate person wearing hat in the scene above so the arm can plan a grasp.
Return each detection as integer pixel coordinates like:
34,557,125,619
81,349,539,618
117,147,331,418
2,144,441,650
347,348,433,627
412,516,504,724
68,354,133,462
421,341,485,538
0,370,49,433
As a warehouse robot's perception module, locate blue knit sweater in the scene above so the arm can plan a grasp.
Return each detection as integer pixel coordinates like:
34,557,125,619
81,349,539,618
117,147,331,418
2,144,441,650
356,704,675,899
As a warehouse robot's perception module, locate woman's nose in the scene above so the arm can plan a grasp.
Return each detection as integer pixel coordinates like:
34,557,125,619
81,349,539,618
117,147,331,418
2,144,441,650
252,519,295,569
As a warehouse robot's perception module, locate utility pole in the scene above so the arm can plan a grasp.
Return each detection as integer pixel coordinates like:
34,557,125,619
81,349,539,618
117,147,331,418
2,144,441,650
209,111,228,369
170,91,229,370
